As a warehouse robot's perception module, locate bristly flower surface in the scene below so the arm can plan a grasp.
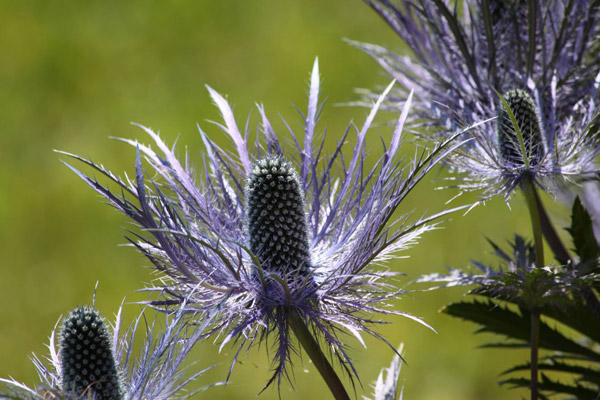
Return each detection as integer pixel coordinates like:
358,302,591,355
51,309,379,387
352,0,600,200
0,300,218,400
59,307,124,400
58,59,469,390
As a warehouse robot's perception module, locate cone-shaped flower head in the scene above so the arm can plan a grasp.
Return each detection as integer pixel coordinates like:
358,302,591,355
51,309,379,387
59,306,123,400
355,0,600,200
245,156,311,279
60,59,465,390
498,89,544,167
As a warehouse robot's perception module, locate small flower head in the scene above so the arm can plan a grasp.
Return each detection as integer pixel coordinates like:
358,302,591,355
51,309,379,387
59,59,464,390
497,89,544,167
59,307,123,400
355,1,600,200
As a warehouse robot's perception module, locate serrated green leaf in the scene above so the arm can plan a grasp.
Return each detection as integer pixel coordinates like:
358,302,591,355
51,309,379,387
542,302,600,343
442,300,600,359
569,196,600,264
503,360,600,382
501,375,599,399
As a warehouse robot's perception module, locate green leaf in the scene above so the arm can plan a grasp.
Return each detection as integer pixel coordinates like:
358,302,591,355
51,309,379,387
568,196,600,264
542,302,600,344
442,300,600,359
500,375,599,400
503,360,600,383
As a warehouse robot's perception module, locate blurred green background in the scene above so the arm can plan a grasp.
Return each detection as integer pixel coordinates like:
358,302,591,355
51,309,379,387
0,1,570,398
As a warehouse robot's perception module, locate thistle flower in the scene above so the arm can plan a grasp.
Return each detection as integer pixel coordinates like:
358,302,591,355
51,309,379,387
58,59,467,390
352,0,600,200
0,300,217,400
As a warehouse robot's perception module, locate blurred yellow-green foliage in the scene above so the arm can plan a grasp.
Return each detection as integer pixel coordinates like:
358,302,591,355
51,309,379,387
1,1,569,399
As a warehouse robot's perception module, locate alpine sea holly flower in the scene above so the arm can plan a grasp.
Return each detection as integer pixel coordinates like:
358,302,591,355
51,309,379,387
351,0,600,201
0,299,217,400
58,59,468,395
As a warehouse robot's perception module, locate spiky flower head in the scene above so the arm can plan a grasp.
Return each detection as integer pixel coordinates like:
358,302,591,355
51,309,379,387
59,59,465,390
0,299,217,400
59,306,123,400
354,0,600,200
498,89,544,167
245,156,312,281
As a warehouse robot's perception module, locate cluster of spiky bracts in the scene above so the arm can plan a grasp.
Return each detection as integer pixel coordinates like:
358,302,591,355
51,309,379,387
59,306,123,400
245,156,312,280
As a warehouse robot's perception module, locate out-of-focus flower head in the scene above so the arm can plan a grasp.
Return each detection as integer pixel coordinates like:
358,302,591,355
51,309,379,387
58,59,468,389
0,299,217,400
352,0,600,200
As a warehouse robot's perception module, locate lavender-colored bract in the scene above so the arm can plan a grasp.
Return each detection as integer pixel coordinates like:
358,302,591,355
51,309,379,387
59,59,468,389
353,0,600,200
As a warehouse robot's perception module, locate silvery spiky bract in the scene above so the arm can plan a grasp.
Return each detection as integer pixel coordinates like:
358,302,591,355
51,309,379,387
353,0,600,200
59,307,123,400
59,59,468,389
0,300,217,400
364,345,404,400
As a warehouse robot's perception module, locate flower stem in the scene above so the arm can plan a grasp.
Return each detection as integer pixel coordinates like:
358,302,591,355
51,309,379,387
530,186,571,265
522,176,545,269
522,175,543,400
289,311,350,400
530,309,541,400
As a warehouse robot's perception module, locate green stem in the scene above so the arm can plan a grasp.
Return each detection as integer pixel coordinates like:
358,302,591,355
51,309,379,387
530,187,571,265
522,176,545,268
289,311,350,400
530,309,541,400
522,176,544,400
